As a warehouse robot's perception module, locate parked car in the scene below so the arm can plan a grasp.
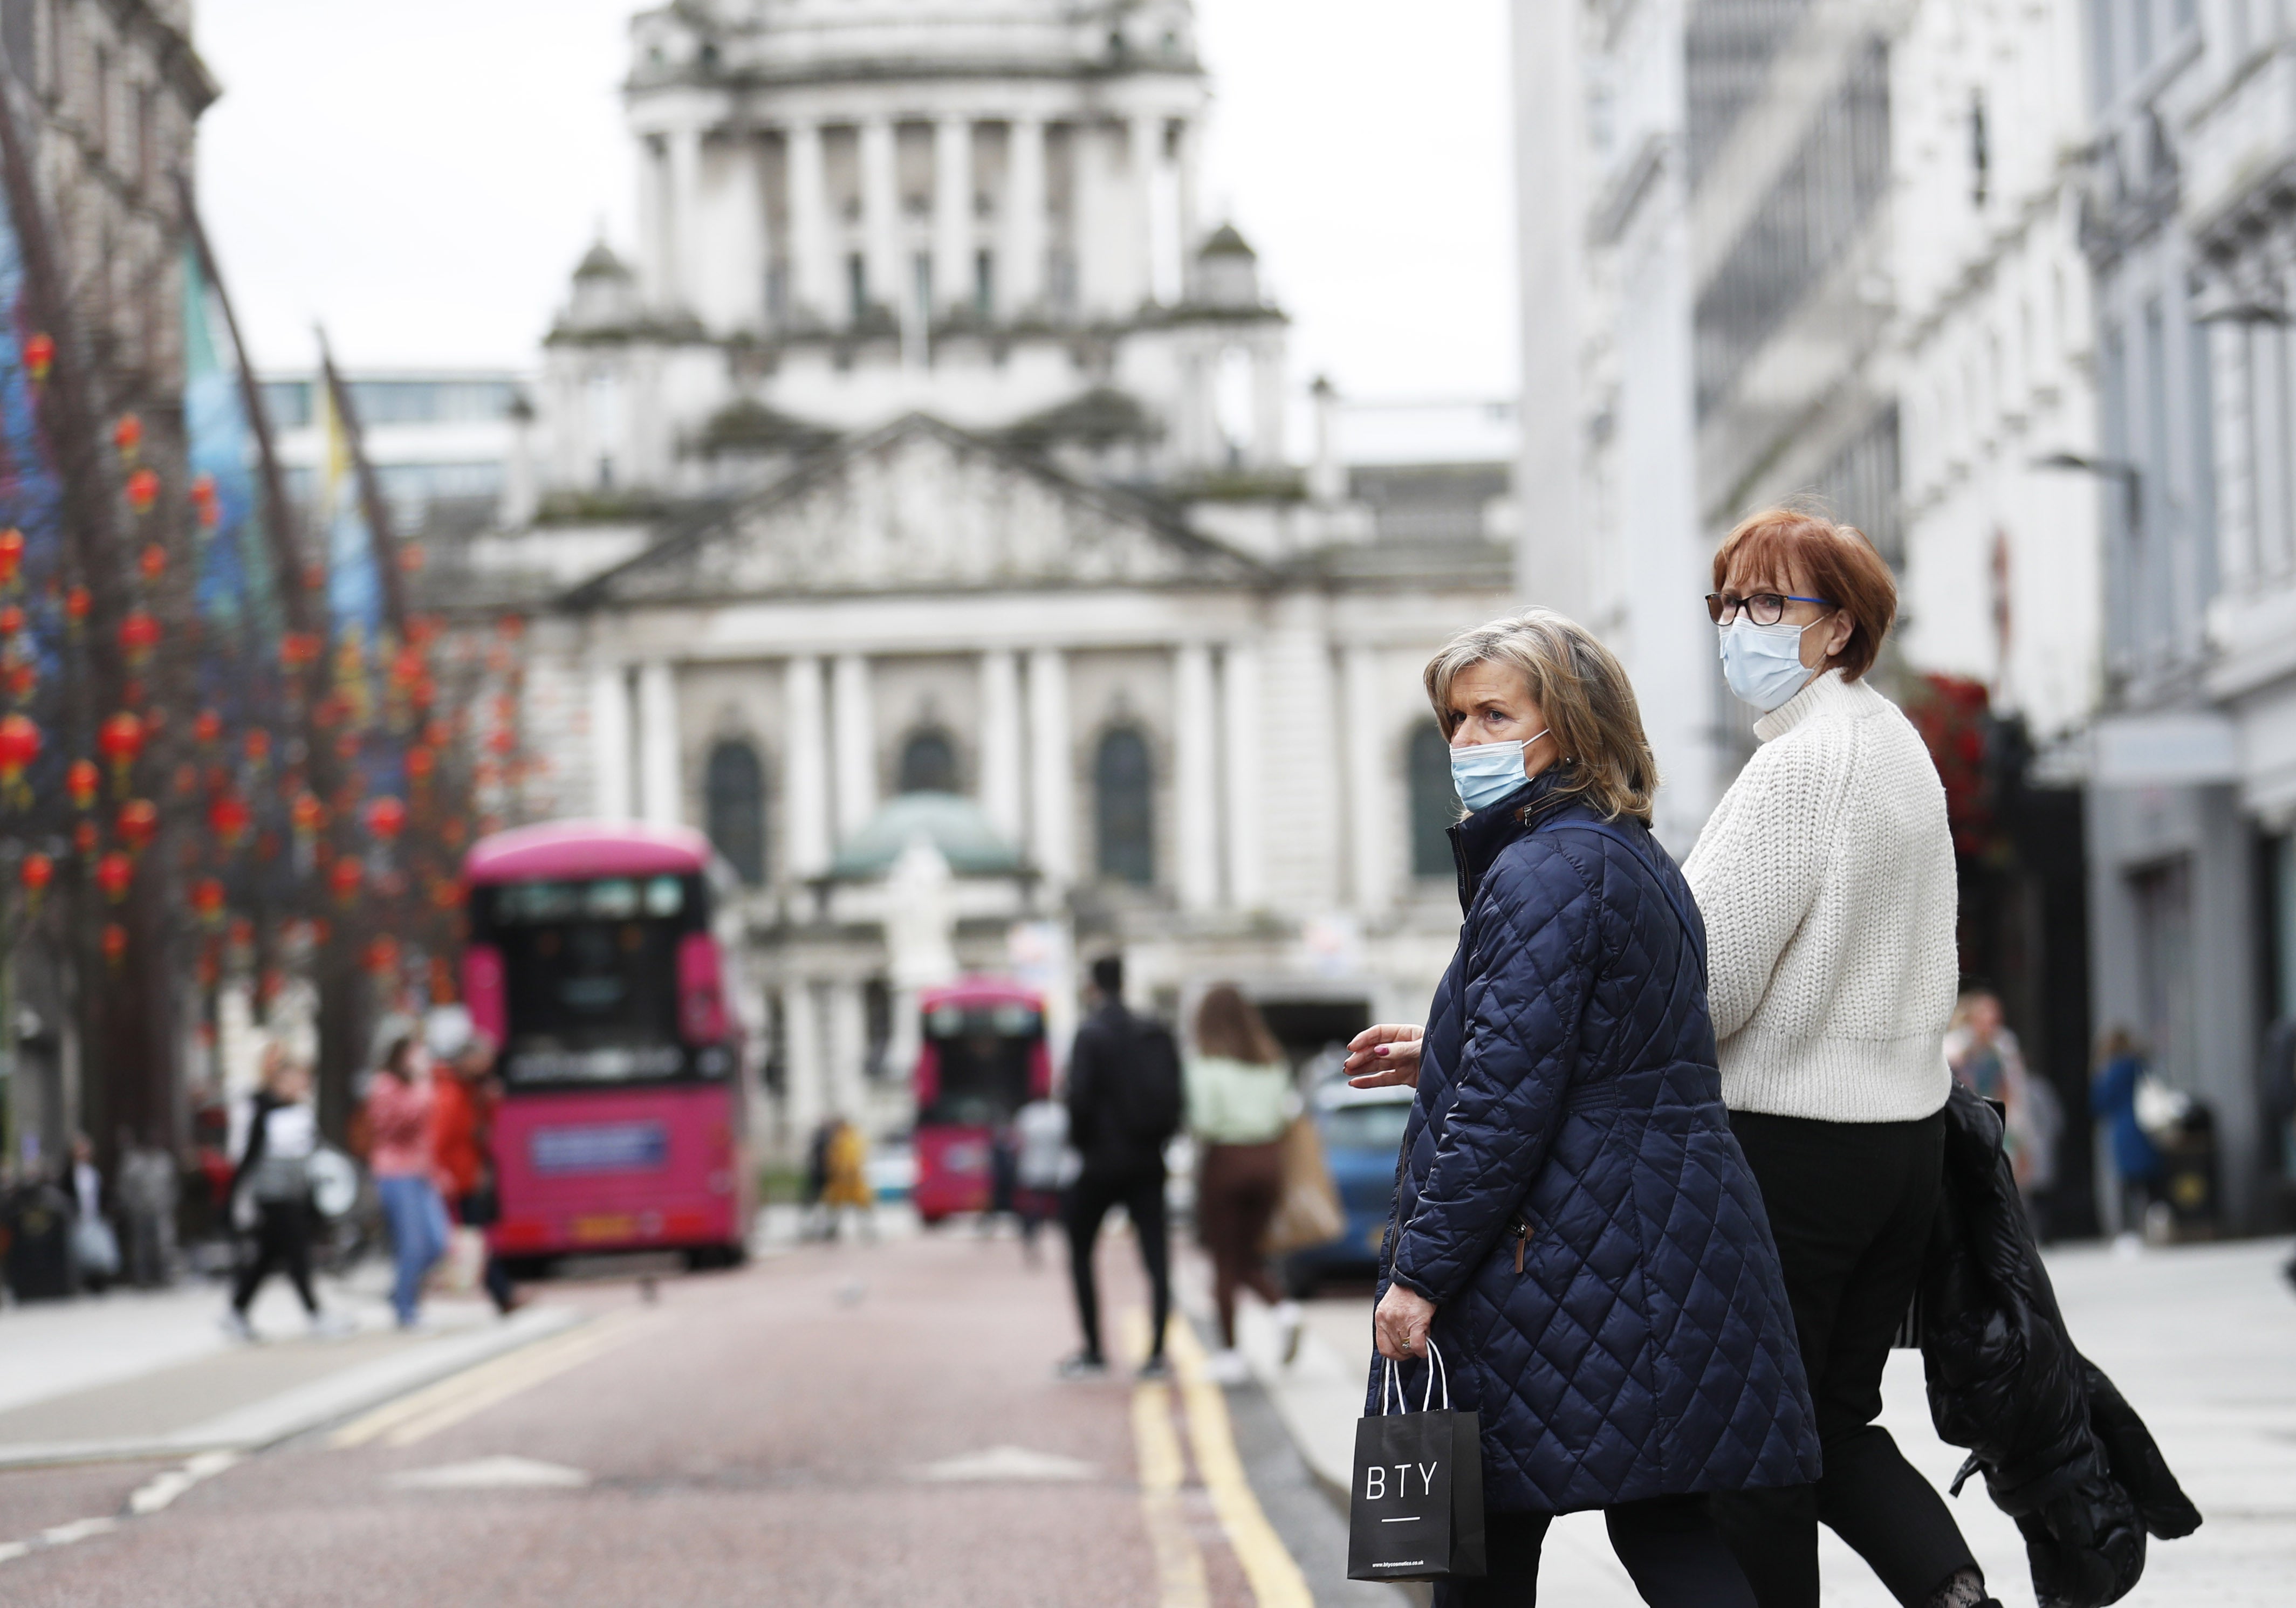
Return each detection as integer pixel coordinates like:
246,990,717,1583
1279,1077,1413,1297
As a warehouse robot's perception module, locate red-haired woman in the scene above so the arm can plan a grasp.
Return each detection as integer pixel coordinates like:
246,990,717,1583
1687,508,1990,1608
1185,984,1301,1385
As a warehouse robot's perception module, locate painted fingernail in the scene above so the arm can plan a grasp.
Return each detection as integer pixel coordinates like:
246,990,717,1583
1375,1047,1389,1056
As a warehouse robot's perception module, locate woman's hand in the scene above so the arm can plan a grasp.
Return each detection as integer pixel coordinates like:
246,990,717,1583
1375,1283,1437,1359
1345,1024,1423,1089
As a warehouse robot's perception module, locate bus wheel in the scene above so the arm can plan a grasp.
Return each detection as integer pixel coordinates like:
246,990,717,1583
500,1255,552,1282
685,1242,747,1272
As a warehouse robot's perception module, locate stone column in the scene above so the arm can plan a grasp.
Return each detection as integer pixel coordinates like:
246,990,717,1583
636,659,681,827
781,978,825,1147
934,117,971,319
590,664,633,819
1221,642,1263,908
978,649,1025,844
664,126,703,313
1341,644,1392,912
1003,116,1046,314
786,119,830,322
1026,647,1074,885
1173,642,1220,909
826,978,868,1123
783,655,831,877
860,116,899,323
831,652,877,841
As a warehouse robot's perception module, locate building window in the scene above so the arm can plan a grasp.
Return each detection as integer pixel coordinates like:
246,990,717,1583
897,729,958,794
2131,857,2194,1086
846,252,868,323
766,259,789,326
704,740,766,886
975,248,994,318
1969,92,1988,208
1409,724,1459,879
1094,726,1154,885
912,252,932,326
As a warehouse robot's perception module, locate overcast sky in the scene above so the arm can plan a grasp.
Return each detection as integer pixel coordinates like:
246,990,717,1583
191,1,1517,404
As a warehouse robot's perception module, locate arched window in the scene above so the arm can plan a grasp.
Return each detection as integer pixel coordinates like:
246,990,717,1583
1409,723,1459,879
897,729,958,794
704,740,765,886
1094,726,1155,885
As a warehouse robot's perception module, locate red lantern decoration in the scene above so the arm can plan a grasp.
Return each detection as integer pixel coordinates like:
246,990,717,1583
0,712,38,799
72,820,97,855
0,603,22,636
18,851,51,913
208,791,252,848
364,794,407,842
290,790,325,842
137,542,166,582
23,332,52,383
193,708,223,747
190,473,220,527
280,632,321,675
98,712,143,792
228,916,254,952
95,851,133,902
191,876,225,925
0,527,20,589
364,933,400,977
66,758,98,811
244,728,272,769
64,585,89,634
126,469,160,514
112,413,142,460
496,614,525,641
118,609,160,668
397,542,425,575
328,855,363,906
116,798,158,854
405,746,436,787
101,923,128,967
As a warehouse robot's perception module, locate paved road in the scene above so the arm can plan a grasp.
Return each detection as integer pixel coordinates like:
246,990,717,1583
0,1227,1362,1607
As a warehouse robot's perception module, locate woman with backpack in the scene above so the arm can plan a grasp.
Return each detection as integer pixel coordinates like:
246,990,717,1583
1343,608,1816,1606
223,1044,349,1339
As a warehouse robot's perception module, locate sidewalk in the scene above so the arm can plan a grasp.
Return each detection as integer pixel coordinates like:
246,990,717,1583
0,1267,579,1469
1227,1238,2296,1607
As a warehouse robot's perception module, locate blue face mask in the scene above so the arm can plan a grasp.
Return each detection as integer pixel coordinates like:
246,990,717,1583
1450,731,1548,813
1718,620,1819,712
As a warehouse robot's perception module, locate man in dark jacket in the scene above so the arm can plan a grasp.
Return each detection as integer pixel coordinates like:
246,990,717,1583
1059,954,1181,1379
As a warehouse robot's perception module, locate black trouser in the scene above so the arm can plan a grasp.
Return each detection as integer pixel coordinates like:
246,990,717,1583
1711,1110,1976,1608
1063,1166,1170,1362
458,1192,517,1314
231,1200,318,1316
1434,1496,1756,1607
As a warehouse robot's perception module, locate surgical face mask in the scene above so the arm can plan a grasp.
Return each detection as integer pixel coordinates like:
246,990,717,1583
1718,619,1820,712
1450,730,1548,813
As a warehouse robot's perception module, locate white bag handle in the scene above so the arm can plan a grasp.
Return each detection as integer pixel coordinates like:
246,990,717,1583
1377,1337,1451,1414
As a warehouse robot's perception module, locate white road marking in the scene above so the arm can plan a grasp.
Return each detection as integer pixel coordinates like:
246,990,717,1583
388,1455,591,1490
913,1445,1097,1482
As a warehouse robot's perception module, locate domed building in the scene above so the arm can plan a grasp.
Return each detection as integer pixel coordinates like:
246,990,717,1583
463,0,1517,1150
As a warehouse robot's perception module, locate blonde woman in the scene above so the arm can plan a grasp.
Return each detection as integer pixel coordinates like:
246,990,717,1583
1185,983,1302,1385
1344,608,1814,1606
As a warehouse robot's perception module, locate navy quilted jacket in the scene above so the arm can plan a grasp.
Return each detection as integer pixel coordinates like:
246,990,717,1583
1371,772,1820,1514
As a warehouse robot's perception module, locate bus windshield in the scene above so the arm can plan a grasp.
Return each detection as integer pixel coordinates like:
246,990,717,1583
920,1001,1040,1128
478,874,703,1088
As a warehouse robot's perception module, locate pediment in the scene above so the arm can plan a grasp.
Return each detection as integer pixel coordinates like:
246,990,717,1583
575,414,1258,606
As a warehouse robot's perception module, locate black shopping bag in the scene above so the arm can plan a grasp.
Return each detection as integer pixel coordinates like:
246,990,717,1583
1346,1341,1486,1582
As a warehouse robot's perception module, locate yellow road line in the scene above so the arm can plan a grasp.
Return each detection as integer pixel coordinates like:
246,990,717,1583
1124,1311,1210,1608
330,1314,645,1451
1167,1317,1315,1608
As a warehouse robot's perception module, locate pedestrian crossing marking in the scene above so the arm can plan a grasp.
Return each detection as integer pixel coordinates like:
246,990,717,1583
330,1312,647,1450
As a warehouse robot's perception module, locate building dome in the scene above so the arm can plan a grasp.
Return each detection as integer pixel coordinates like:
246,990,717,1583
828,791,1025,880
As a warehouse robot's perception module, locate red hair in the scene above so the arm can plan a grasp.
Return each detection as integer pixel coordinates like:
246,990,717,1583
1712,508,1897,682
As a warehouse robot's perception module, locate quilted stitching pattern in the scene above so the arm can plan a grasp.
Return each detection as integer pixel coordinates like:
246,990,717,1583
1371,776,1821,1514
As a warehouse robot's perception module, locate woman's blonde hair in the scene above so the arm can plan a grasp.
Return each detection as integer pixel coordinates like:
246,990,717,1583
1423,608,1658,825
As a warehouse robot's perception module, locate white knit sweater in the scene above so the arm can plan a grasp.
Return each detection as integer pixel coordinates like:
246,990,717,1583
1683,670,1957,1123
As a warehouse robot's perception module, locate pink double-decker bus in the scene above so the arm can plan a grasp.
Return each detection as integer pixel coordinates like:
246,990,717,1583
462,821,750,1272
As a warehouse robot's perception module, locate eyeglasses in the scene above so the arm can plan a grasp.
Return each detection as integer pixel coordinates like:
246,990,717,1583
1705,591,1837,626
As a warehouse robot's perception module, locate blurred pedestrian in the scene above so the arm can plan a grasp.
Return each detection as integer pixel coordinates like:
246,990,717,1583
435,1033,521,1315
1185,984,1302,1386
1947,991,2061,1238
67,1135,120,1293
2091,1027,2163,1242
1345,608,1813,1606
116,1132,179,1288
818,1117,875,1241
223,1046,349,1339
801,1116,835,1240
1012,1092,1071,1264
364,1035,449,1329
1683,510,1996,1608
1059,954,1182,1380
